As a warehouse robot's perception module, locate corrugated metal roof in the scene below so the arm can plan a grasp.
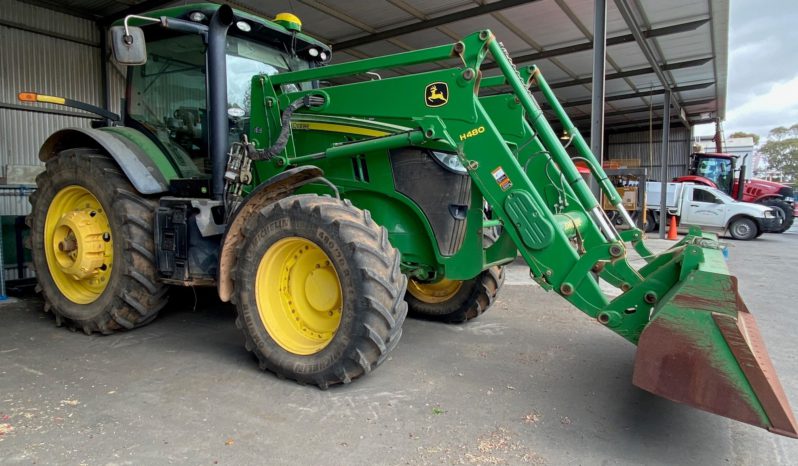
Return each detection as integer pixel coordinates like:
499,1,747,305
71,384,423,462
11,0,729,130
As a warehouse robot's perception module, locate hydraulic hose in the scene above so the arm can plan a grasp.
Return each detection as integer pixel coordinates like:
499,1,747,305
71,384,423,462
250,96,310,161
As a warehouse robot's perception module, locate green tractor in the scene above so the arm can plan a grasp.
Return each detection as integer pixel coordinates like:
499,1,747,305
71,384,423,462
21,3,797,437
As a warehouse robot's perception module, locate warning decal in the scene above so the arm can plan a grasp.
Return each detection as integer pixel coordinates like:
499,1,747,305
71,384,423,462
491,166,513,191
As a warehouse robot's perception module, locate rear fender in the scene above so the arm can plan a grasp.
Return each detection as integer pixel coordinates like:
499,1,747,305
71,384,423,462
674,175,716,188
39,128,173,194
217,166,324,302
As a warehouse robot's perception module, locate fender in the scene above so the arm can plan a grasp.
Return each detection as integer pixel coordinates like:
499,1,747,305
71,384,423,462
673,175,716,188
39,127,177,194
217,165,324,302
750,193,784,203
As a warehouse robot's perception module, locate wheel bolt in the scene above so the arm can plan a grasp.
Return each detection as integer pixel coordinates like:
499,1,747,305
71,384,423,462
103,233,111,242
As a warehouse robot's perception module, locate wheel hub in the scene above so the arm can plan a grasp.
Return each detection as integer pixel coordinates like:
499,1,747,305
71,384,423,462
407,278,463,304
52,209,108,280
256,237,343,355
44,185,113,304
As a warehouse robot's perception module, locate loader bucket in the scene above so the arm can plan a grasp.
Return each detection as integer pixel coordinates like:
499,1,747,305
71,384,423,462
633,250,798,438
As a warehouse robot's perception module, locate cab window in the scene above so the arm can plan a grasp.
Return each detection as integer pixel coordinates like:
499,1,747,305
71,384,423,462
693,189,718,203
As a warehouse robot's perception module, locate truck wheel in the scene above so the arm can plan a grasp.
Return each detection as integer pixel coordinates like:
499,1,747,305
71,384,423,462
232,194,407,388
729,217,758,240
642,210,657,233
405,266,505,323
28,149,168,334
760,199,794,233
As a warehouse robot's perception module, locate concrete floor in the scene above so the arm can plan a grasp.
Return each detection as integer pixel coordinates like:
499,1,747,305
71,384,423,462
1,227,797,465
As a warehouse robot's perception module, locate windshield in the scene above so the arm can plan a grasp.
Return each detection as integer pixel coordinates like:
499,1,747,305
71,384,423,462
696,156,734,194
127,34,310,175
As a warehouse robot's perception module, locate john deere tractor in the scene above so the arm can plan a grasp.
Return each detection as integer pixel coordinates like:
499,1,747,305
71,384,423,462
21,4,797,437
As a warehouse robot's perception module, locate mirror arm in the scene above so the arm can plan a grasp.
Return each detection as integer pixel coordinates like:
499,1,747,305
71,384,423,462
122,15,160,42
159,17,209,36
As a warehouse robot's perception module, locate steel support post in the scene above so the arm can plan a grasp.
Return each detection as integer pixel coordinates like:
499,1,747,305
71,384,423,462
658,90,671,238
590,0,607,197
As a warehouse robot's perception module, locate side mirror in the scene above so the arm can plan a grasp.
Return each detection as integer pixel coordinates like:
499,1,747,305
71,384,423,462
110,25,147,65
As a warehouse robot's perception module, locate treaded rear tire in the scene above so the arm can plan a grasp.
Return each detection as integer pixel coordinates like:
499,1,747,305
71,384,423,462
760,198,794,233
28,148,168,334
232,194,407,388
406,266,505,323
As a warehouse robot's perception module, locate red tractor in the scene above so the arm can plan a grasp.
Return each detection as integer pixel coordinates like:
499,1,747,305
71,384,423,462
674,152,795,233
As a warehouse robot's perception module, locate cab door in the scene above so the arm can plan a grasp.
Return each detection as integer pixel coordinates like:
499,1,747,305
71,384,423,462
681,186,727,227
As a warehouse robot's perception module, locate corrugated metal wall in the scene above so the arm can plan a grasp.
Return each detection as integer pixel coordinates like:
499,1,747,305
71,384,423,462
0,0,115,216
606,127,692,182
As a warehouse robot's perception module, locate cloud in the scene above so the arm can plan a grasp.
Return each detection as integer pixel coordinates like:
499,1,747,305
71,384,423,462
725,76,798,136
720,0,798,137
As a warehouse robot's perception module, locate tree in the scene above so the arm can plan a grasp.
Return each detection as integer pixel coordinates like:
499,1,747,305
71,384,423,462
759,124,798,182
729,131,760,145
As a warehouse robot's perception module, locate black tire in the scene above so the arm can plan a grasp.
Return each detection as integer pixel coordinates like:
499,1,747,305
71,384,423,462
760,198,794,233
28,148,168,334
728,217,758,241
642,210,657,233
232,194,407,388
405,266,505,323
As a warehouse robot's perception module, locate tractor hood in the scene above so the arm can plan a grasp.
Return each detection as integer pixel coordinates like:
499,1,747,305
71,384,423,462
744,178,793,197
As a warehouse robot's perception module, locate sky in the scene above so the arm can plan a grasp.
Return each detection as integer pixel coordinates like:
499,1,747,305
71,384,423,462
694,0,798,139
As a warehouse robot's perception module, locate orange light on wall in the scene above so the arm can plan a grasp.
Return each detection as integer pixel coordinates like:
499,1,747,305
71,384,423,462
17,92,38,102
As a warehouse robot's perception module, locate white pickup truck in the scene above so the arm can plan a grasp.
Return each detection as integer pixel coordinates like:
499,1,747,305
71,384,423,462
646,182,778,240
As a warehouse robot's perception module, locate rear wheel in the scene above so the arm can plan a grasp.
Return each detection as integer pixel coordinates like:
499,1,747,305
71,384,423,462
729,217,758,241
642,210,657,233
760,199,794,233
232,194,407,388
406,266,505,323
28,149,168,333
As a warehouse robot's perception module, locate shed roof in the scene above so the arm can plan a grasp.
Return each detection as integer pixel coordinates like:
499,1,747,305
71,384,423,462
20,0,729,132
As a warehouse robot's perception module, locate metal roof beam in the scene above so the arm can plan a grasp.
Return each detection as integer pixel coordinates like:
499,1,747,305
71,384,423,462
547,56,713,90
549,82,713,108
332,0,542,51
482,17,708,70
16,0,101,20
605,116,714,132
101,0,177,25
613,0,691,128
570,98,716,121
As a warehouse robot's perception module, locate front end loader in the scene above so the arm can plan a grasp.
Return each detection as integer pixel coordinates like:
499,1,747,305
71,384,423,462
21,3,797,438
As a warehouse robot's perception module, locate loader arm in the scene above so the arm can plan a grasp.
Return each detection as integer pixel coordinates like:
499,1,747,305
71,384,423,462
252,30,796,437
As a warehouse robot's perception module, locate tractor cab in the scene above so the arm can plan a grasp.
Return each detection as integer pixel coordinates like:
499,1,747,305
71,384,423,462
689,152,736,194
119,4,330,187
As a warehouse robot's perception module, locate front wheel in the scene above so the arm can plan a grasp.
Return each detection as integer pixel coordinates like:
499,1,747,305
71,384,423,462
405,266,505,323
232,195,407,388
729,217,758,240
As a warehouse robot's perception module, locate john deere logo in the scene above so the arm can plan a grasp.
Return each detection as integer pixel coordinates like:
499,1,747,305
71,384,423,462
425,82,449,107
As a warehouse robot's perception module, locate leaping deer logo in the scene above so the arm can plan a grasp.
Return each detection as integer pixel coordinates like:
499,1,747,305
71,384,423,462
425,82,449,107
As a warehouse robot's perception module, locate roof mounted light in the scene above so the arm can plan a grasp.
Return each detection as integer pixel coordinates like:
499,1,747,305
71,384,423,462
236,20,251,32
320,51,328,61
308,48,319,57
188,11,206,22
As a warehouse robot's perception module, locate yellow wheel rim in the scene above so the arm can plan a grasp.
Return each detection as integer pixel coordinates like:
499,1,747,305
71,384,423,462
43,185,113,304
407,278,463,304
255,237,343,355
